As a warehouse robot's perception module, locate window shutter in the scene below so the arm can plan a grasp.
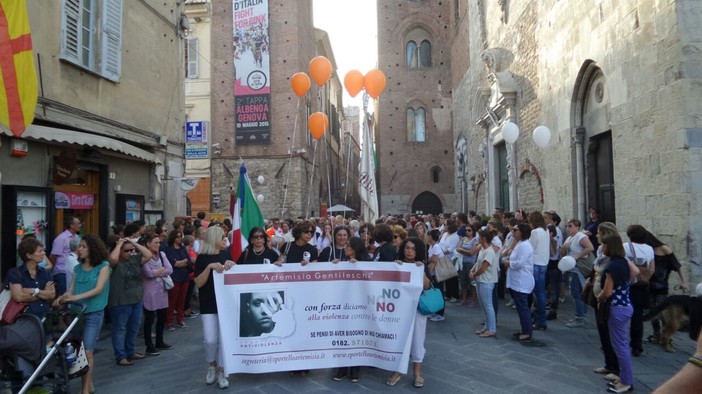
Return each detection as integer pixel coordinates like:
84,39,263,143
60,0,81,63
101,0,123,82
187,38,199,79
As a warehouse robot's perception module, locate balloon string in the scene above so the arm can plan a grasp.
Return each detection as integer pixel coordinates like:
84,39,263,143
305,139,318,219
281,98,301,216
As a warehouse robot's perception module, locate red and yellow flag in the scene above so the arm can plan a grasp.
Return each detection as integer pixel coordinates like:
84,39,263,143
0,0,37,137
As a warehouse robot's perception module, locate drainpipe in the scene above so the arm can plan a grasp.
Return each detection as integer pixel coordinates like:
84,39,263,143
574,127,586,223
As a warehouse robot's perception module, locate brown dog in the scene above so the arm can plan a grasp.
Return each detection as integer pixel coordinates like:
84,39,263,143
642,295,702,352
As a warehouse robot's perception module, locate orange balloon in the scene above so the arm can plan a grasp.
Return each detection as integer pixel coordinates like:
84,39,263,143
344,70,365,97
308,112,328,140
290,72,311,97
364,69,386,99
309,56,332,86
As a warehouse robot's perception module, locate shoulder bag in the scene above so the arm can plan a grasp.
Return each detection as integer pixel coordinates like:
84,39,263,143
1,282,28,325
630,244,652,287
418,284,445,315
158,252,175,290
434,254,458,282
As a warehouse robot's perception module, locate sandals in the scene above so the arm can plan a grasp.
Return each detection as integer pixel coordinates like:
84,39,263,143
479,332,497,338
386,372,401,386
414,375,424,388
130,353,145,360
475,328,487,335
593,367,611,374
116,358,133,366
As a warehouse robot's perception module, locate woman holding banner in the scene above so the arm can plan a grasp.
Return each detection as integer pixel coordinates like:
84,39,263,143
386,237,432,388
194,226,236,389
318,226,352,262
237,227,279,264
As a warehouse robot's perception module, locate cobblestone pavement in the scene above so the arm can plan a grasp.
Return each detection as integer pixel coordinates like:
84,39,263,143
86,297,695,394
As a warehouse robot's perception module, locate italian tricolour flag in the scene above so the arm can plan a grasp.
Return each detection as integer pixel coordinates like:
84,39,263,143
230,163,264,261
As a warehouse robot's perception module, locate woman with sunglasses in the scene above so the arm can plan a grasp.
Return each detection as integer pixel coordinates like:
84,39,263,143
163,230,192,331
319,226,352,262
276,221,318,265
107,237,152,366
237,227,279,264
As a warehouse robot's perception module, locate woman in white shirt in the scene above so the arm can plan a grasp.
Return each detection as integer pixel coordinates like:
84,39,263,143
470,229,499,337
504,223,535,342
426,229,446,321
439,220,460,304
624,224,655,357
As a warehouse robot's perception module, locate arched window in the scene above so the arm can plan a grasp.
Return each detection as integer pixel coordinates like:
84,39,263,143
419,40,432,67
406,41,418,68
406,106,426,142
431,166,441,183
405,27,432,69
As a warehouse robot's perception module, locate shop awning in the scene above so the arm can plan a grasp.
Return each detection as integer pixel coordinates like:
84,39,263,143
1,124,162,164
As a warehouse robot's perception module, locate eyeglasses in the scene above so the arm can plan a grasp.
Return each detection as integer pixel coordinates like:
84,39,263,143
252,234,265,239
303,230,314,234
393,235,400,239
122,248,136,254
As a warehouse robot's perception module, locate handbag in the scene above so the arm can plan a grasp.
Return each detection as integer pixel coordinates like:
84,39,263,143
158,252,175,290
1,283,28,326
434,255,458,282
68,341,90,378
418,285,445,315
629,243,652,287
581,281,597,308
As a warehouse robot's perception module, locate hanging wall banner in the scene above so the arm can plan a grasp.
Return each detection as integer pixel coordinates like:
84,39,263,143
233,0,271,145
213,261,424,375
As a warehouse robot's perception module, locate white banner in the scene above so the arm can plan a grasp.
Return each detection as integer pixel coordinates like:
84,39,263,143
213,262,424,374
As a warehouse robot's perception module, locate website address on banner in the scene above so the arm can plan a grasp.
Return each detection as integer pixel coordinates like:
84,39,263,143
241,352,325,365
332,350,397,362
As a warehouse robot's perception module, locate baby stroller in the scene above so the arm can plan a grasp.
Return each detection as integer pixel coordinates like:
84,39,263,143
0,302,86,394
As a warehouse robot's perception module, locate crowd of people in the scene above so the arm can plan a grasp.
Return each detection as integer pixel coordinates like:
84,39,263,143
3,208,698,393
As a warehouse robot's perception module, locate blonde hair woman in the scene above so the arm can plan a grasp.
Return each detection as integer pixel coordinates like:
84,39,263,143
194,226,236,389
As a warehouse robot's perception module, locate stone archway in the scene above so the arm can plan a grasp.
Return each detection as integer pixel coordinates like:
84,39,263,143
411,191,443,214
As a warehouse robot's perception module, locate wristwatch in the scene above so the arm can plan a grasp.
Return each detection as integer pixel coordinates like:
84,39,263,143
32,288,40,297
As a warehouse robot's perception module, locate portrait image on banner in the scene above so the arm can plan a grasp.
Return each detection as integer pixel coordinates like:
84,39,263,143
233,0,271,144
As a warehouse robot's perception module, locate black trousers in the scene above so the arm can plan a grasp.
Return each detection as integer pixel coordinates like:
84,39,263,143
143,307,167,349
629,286,650,352
596,303,620,374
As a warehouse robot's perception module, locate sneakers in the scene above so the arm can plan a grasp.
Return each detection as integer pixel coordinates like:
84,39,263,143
505,299,515,307
429,315,445,322
566,318,585,328
155,342,173,350
146,347,160,356
206,366,216,385
216,371,229,389
448,298,458,303
176,321,187,329
167,325,176,331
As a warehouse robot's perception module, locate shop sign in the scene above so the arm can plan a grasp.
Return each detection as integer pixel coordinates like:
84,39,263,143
186,121,208,143
52,148,77,185
185,145,209,159
55,192,94,209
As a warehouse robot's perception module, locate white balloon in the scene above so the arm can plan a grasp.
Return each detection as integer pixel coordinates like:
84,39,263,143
256,194,264,203
533,126,551,148
501,121,519,144
696,282,702,297
558,256,576,272
257,175,265,184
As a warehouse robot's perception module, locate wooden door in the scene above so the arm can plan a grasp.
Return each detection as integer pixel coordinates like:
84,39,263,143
54,169,100,238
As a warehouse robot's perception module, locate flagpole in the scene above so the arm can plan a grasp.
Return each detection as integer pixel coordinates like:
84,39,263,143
281,97,301,216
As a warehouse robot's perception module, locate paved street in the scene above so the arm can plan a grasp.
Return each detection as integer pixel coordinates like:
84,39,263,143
88,298,695,394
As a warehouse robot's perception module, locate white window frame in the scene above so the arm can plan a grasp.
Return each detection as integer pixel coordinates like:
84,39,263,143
186,38,199,79
60,0,123,82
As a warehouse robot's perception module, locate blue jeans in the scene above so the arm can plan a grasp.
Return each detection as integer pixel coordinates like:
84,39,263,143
511,290,532,336
111,302,143,361
477,282,496,332
533,265,547,325
82,310,104,351
569,271,587,318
